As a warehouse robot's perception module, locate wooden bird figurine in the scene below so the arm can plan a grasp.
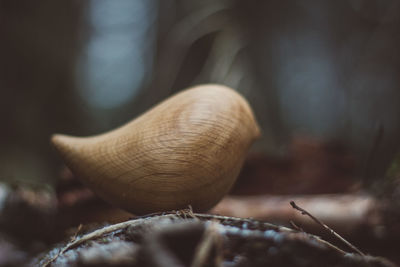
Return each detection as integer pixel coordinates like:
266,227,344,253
51,84,260,214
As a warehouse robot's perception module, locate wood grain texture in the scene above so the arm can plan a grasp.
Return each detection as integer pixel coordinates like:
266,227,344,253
51,84,260,214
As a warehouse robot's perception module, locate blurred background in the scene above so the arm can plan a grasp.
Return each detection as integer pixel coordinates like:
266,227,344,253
1,0,400,187
1,0,400,265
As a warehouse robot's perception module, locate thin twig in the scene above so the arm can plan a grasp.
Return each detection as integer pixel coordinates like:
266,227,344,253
289,220,304,232
42,214,180,267
191,221,222,267
290,201,365,256
43,208,356,266
71,224,83,242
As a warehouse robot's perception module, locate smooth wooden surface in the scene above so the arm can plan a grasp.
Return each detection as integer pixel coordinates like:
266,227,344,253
51,84,260,214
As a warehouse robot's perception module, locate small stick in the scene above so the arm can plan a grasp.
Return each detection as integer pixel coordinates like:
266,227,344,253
290,201,365,256
191,221,222,267
289,220,304,232
71,224,83,242
42,214,180,267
